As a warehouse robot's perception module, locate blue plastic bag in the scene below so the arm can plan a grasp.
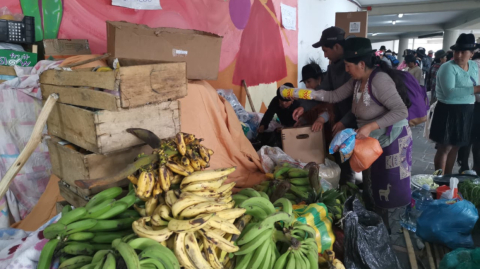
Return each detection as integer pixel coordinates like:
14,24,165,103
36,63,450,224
328,129,356,162
416,199,479,249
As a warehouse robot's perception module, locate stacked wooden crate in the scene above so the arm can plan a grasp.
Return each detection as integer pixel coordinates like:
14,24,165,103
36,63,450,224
0,66,16,83
41,62,187,207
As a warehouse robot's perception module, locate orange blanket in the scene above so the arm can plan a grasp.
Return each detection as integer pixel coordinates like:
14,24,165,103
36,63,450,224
12,81,265,230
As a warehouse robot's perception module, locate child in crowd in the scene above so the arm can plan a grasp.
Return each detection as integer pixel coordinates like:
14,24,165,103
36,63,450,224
405,54,423,85
257,83,299,148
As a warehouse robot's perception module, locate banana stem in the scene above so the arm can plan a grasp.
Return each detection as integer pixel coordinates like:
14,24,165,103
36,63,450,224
273,229,290,243
75,154,159,190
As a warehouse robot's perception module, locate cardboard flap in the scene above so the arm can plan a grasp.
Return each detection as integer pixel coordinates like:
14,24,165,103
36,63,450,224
282,126,325,164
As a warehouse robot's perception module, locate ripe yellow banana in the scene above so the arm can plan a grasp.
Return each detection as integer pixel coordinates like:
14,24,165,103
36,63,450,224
132,218,173,242
175,133,187,156
184,232,212,269
134,204,147,217
136,171,155,198
171,194,214,217
214,208,246,219
168,213,215,233
189,156,202,171
166,161,191,176
181,167,236,186
217,182,236,195
179,201,234,218
165,190,178,208
208,216,241,235
174,233,195,269
150,214,169,227
188,190,222,198
154,204,173,221
198,145,211,163
145,196,158,216
200,231,223,269
183,133,196,145
181,177,226,192
199,229,239,253
207,148,214,156
152,179,163,198
180,156,190,167
159,165,171,192
170,174,183,185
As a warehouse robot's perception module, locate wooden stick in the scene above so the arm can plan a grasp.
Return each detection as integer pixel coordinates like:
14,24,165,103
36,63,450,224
433,244,441,268
0,94,58,200
242,79,256,112
62,53,111,68
425,242,436,269
403,228,418,269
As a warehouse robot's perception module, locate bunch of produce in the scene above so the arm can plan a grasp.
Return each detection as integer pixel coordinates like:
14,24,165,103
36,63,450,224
459,179,480,207
41,235,179,269
38,187,142,269
127,131,215,201
131,167,245,269
230,188,320,269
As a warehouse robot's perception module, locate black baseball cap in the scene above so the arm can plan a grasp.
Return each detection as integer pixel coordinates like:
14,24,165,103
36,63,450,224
300,63,322,82
405,54,416,64
312,27,345,48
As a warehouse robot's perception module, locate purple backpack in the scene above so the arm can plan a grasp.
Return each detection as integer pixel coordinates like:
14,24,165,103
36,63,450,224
367,68,429,126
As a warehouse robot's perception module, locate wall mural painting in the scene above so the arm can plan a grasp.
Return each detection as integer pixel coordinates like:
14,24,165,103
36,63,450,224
4,0,298,111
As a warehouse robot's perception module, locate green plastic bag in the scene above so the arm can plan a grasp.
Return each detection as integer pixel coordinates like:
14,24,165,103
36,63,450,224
439,248,480,269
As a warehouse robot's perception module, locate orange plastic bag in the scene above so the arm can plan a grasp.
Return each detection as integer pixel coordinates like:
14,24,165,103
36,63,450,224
349,138,383,172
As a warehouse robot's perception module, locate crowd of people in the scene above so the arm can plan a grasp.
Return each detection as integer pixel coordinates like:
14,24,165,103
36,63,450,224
255,27,480,227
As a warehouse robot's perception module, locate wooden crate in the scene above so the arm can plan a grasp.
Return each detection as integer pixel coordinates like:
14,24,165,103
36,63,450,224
46,100,180,154
47,137,152,196
40,62,187,110
59,182,88,208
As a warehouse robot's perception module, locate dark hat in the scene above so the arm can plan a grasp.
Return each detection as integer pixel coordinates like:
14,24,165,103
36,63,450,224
343,37,376,60
277,83,294,101
300,63,322,82
416,47,426,58
405,54,416,64
450,33,479,51
434,50,447,59
380,46,386,51
312,27,345,48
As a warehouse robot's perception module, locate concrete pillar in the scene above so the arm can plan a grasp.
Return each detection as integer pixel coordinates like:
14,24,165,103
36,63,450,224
443,30,459,50
398,37,409,62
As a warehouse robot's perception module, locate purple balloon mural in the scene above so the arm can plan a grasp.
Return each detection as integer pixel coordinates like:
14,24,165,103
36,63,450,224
229,0,251,30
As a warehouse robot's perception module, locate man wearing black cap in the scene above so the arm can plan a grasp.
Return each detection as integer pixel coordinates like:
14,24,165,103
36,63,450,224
294,26,356,185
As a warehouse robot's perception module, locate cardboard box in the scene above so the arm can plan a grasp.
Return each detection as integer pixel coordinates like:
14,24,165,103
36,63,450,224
106,21,223,80
282,127,325,164
0,49,37,67
43,39,91,60
335,11,368,38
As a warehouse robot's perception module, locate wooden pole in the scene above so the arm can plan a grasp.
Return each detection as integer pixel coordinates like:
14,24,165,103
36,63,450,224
0,93,58,200
425,242,436,269
433,244,441,268
403,228,418,269
242,79,256,112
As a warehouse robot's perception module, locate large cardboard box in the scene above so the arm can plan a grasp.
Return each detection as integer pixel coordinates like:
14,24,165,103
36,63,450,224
282,127,325,164
43,39,91,60
106,21,223,80
335,11,368,38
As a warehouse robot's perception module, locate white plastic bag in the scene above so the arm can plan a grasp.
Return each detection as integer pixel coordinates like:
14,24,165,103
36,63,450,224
258,146,305,173
319,158,341,188
217,89,250,122
423,101,437,142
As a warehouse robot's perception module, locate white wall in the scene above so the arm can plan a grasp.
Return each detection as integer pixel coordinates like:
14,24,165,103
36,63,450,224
372,40,399,53
298,0,359,87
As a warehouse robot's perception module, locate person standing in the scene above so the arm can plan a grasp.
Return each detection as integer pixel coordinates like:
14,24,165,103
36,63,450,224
425,50,447,105
423,50,434,76
405,55,423,85
282,38,411,227
293,26,357,185
430,33,480,175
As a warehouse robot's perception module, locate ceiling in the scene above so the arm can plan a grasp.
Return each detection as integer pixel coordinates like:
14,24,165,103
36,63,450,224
359,0,480,40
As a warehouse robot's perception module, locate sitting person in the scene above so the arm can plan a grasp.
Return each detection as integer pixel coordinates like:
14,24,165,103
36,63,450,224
257,83,300,147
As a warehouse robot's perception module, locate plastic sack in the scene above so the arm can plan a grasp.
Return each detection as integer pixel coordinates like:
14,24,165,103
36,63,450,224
329,129,356,162
319,158,341,188
217,89,250,122
416,199,478,249
293,203,335,253
439,248,480,269
349,138,383,172
344,196,402,269
0,7,24,21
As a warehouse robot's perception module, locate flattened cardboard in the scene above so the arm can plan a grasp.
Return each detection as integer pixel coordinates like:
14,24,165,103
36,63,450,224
106,21,223,80
43,39,91,60
282,126,326,164
335,11,368,38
